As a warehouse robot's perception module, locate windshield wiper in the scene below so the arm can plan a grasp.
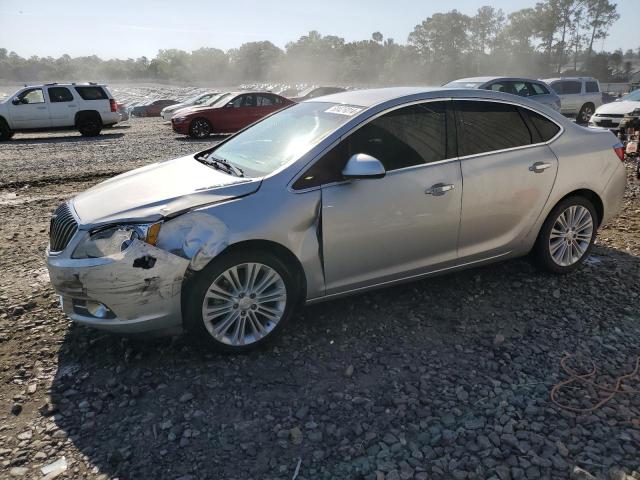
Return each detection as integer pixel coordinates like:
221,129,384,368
200,153,244,177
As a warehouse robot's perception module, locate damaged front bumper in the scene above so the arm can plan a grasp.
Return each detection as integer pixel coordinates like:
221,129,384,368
46,234,190,335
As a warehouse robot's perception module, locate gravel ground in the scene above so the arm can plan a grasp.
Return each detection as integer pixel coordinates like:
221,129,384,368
0,116,639,480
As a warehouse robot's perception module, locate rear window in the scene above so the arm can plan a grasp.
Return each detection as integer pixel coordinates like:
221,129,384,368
585,81,599,93
525,110,561,142
75,86,108,100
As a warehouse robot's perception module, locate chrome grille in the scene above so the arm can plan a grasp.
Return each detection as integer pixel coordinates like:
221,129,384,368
49,203,78,252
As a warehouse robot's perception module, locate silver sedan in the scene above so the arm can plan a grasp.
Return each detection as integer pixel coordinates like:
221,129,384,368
46,87,626,352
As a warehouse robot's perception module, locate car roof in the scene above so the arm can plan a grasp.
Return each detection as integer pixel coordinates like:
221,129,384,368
450,76,548,84
543,77,597,82
306,86,556,108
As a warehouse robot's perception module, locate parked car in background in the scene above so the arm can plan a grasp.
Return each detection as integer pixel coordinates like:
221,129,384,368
169,93,228,121
172,91,293,138
46,87,626,352
290,86,346,102
0,82,119,140
131,99,179,117
589,89,640,132
161,92,220,121
443,77,561,111
543,77,602,123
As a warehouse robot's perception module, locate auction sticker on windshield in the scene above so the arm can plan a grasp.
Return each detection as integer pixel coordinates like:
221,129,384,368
325,105,363,116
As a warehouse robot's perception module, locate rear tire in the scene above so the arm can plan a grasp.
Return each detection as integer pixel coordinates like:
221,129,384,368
577,103,594,124
77,113,102,137
0,118,14,141
189,118,212,138
183,250,301,353
532,196,597,274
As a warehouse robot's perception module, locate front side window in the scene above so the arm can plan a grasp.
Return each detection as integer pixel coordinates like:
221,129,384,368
510,82,533,97
293,102,449,189
48,87,74,102
17,88,45,104
585,81,599,93
455,100,532,157
487,82,511,94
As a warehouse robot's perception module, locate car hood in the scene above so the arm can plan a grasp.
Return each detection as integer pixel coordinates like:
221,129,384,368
595,100,640,115
71,154,259,228
162,103,186,113
175,105,218,117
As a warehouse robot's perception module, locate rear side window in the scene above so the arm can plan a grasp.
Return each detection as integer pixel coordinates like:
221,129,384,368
523,109,561,142
529,82,549,95
553,81,581,95
256,94,274,106
48,87,74,102
75,86,108,100
585,81,599,93
455,101,532,157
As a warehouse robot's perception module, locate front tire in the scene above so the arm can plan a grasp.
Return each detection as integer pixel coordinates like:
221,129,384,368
577,103,594,124
189,118,212,138
183,250,300,353
532,196,597,274
0,119,14,141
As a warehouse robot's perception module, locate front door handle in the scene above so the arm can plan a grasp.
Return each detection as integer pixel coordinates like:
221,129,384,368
426,183,455,196
37,106,47,110
529,162,552,173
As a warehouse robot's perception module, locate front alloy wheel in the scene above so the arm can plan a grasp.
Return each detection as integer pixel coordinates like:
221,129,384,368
202,263,287,346
184,250,299,352
189,118,211,138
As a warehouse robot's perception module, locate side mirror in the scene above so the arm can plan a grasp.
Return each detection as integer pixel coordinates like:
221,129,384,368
342,153,386,180
11,98,21,105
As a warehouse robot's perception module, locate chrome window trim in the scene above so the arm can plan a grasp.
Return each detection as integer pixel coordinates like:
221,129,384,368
287,96,564,193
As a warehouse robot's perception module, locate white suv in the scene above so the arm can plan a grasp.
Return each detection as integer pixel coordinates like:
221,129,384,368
542,77,603,124
0,83,120,140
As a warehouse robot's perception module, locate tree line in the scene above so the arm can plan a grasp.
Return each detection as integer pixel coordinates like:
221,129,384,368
0,0,635,86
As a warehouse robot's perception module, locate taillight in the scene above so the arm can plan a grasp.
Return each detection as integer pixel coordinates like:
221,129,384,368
110,99,117,113
613,142,625,161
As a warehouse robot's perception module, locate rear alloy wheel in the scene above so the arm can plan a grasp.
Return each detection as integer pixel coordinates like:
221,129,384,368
184,251,300,352
189,118,211,138
77,114,102,136
533,196,597,273
577,103,594,124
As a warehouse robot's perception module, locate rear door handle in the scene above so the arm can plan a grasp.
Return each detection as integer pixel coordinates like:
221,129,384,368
529,162,552,173
426,183,455,196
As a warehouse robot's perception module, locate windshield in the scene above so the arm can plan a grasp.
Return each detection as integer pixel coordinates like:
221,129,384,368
205,92,231,107
621,90,640,102
193,93,217,105
210,102,363,177
443,81,484,88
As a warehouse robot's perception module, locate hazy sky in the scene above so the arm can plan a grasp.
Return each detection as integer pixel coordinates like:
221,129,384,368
0,0,635,59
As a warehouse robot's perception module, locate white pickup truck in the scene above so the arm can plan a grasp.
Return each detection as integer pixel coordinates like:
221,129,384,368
0,83,120,140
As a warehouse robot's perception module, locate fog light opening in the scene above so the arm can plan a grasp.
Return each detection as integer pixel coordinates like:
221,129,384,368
87,301,110,319
72,299,116,319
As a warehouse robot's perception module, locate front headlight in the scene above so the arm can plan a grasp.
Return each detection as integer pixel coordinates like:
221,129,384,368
72,223,161,259
173,116,186,123
628,108,640,117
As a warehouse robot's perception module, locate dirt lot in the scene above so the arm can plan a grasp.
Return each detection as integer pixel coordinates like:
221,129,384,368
0,116,639,480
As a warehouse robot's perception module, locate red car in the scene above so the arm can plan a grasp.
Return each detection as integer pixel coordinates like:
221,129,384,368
171,91,294,138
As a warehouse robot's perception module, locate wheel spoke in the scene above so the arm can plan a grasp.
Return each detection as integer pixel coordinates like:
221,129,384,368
244,263,261,292
257,305,282,321
258,288,287,304
211,310,240,337
254,270,278,295
205,304,234,319
248,311,268,339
